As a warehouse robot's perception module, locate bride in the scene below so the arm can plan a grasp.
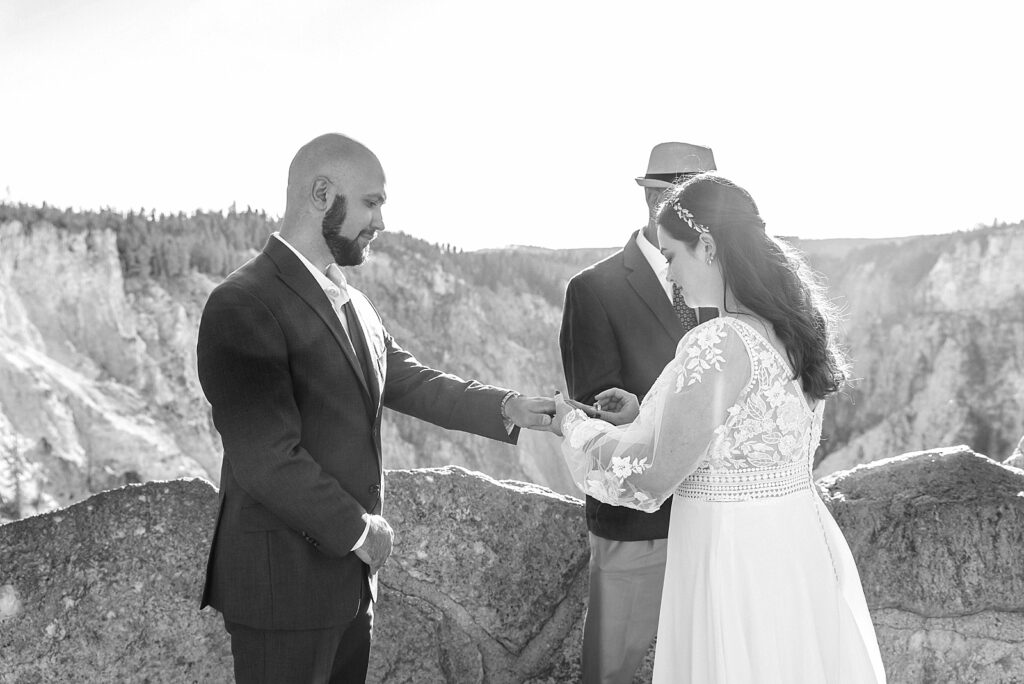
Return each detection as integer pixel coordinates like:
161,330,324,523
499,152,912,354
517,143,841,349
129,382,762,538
552,174,886,683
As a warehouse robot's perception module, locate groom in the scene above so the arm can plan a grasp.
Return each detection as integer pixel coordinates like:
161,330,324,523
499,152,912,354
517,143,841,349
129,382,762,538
197,133,555,682
560,141,717,682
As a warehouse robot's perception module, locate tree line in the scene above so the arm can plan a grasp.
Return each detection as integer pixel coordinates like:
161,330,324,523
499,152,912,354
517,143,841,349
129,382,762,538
0,202,274,279
0,202,617,306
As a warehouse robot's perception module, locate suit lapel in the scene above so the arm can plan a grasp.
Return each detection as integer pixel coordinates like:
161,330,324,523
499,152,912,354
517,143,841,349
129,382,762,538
264,238,375,406
347,289,384,411
622,232,684,341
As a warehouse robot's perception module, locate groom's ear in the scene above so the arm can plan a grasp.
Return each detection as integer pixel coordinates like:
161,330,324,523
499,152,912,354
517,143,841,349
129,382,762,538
311,176,331,211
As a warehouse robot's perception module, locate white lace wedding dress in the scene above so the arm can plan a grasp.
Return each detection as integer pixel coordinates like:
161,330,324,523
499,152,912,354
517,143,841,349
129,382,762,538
561,316,886,683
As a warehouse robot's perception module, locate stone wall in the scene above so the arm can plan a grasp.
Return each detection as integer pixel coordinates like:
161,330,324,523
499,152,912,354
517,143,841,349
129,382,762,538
2,449,1023,683
821,446,1024,683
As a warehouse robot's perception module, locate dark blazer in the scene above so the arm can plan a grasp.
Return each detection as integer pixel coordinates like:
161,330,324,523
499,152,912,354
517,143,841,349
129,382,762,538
197,236,517,630
559,231,714,541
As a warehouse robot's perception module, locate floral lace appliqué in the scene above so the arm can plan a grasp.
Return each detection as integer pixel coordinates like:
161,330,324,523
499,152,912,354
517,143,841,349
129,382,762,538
705,319,815,472
562,407,660,511
677,322,728,391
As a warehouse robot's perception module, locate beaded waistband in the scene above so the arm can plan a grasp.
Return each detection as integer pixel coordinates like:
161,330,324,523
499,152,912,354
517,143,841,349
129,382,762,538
675,461,812,502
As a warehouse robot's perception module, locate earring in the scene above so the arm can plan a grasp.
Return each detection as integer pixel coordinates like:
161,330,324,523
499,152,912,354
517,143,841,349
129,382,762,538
706,255,714,265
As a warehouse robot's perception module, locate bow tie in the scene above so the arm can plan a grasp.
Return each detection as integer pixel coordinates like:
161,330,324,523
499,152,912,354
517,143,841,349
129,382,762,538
324,263,351,307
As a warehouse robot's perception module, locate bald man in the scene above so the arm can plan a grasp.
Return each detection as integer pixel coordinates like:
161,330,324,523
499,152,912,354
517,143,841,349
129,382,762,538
197,134,554,683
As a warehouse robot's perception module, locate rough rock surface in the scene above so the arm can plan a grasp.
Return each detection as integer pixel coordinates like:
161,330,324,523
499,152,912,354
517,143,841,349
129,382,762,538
2,450,1023,682
368,468,593,683
0,469,612,683
821,445,1024,683
0,478,230,683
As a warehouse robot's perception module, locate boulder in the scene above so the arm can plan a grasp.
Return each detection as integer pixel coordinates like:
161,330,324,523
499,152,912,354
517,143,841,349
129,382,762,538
821,446,1024,683
369,467,593,683
3,451,1023,683
0,478,231,682
0,469,605,683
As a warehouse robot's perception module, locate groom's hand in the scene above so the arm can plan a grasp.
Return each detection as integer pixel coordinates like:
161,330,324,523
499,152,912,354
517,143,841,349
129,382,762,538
505,395,556,430
355,514,394,575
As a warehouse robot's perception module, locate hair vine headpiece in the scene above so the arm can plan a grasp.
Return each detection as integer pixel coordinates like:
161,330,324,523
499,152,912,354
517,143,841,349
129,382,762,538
672,203,710,234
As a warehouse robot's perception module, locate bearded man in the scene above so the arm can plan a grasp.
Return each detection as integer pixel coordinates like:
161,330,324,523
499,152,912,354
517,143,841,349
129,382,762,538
197,133,554,683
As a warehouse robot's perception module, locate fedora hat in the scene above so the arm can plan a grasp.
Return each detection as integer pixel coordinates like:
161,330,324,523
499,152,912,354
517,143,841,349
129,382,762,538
635,142,716,188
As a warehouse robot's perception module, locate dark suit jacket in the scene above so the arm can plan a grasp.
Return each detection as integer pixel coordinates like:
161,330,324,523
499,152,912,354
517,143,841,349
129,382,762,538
559,231,714,541
197,236,517,630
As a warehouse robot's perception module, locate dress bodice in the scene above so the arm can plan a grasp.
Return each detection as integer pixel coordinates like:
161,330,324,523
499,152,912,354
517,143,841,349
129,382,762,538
561,316,824,510
675,318,823,502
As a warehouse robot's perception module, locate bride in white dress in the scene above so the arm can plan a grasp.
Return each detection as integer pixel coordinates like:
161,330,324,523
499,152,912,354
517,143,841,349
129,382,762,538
553,175,886,683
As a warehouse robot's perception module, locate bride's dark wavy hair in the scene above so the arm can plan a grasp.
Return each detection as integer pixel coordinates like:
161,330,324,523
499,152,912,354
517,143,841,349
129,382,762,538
656,174,848,400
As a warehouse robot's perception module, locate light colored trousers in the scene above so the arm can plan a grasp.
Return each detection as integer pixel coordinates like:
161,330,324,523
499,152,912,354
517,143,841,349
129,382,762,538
582,533,668,684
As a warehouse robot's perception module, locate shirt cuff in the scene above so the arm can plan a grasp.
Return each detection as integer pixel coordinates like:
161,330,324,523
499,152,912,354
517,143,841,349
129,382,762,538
350,520,370,552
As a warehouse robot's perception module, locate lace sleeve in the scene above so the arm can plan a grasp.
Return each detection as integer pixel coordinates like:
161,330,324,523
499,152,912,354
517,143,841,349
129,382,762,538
560,319,750,511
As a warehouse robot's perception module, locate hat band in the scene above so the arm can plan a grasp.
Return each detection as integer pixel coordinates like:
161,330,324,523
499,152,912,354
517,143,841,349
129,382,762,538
644,172,701,183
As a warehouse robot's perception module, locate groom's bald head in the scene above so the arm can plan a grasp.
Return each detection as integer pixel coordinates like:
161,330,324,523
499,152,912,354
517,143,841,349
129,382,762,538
284,134,383,220
279,133,387,266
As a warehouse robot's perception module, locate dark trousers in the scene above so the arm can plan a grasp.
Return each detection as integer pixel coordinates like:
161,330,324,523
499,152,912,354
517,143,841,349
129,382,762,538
224,592,373,684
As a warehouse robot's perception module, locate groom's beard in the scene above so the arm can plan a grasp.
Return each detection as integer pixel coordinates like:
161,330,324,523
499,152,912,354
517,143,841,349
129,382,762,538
321,194,371,267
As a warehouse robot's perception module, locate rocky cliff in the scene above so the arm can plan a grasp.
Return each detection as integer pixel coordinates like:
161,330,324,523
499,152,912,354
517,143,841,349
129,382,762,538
2,209,1022,522
0,220,218,520
1,447,1021,683
803,224,1024,476
0,217,580,521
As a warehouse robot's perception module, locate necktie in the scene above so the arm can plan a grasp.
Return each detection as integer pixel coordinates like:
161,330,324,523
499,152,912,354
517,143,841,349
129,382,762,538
324,263,351,306
672,284,700,333
325,264,374,390
343,299,375,391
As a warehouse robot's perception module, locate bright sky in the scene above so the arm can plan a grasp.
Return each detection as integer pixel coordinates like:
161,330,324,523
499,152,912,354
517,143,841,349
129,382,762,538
1,0,1020,250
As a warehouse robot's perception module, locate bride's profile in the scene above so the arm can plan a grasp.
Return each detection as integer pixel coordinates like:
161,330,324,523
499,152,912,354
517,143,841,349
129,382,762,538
553,174,886,683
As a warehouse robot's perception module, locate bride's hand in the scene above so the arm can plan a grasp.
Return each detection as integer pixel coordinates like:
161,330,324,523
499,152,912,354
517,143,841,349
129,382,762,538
551,392,573,437
593,388,639,425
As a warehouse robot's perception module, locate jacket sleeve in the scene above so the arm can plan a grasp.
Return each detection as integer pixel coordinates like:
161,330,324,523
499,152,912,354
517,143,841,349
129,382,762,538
560,275,623,405
560,320,749,511
197,283,369,557
381,331,518,444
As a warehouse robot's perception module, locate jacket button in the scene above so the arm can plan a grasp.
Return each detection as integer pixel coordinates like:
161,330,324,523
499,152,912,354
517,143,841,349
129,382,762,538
368,484,380,495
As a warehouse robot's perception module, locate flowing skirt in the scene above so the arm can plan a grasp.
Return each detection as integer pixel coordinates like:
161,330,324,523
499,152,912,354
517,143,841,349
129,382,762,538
653,489,886,683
